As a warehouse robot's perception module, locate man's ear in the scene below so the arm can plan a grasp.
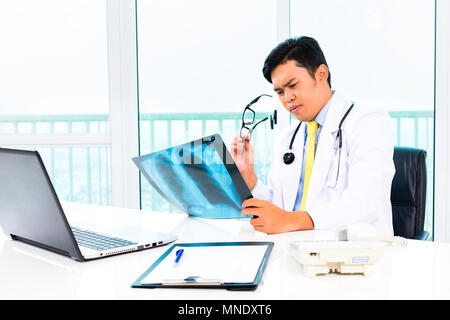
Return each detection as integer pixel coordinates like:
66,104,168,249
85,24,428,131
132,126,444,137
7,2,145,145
315,64,329,84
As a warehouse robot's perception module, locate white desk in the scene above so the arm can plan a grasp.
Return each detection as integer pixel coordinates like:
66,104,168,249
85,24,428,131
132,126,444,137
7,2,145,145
1,202,450,300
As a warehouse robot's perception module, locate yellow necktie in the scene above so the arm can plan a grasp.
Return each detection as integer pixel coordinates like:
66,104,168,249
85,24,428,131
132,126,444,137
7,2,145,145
299,121,318,210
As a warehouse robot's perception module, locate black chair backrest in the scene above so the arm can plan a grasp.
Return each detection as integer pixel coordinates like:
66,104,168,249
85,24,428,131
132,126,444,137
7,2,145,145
390,147,427,239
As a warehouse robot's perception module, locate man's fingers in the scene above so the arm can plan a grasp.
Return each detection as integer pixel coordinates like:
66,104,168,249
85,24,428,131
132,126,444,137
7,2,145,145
231,137,239,150
249,216,263,227
237,139,246,155
231,136,248,160
242,197,267,208
241,206,262,217
253,226,267,233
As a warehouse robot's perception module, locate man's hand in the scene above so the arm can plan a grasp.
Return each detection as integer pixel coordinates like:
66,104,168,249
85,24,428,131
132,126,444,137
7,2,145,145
230,136,257,190
242,198,314,234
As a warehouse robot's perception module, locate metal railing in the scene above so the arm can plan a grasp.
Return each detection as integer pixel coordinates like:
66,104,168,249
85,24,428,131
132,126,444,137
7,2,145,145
389,110,434,152
0,110,434,209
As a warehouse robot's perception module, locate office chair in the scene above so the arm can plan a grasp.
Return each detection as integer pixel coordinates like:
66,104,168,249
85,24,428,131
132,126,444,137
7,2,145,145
391,146,430,240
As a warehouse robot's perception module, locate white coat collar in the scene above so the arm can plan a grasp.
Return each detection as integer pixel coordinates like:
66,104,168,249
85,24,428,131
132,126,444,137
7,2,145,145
281,91,353,211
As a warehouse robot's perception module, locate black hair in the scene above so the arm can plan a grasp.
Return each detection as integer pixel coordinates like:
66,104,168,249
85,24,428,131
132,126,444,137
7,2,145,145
262,36,331,87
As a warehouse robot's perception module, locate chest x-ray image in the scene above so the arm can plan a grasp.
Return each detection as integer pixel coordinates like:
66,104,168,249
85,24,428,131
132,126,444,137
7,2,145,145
133,134,253,219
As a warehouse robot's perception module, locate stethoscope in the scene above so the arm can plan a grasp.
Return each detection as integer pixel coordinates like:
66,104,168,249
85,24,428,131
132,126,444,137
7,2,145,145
283,102,355,188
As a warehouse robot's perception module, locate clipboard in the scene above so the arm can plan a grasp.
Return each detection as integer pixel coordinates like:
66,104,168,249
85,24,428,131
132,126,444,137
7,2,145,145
131,242,273,291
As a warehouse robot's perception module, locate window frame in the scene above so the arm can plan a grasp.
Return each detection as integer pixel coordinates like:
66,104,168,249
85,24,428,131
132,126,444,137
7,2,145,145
106,0,140,209
434,0,450,242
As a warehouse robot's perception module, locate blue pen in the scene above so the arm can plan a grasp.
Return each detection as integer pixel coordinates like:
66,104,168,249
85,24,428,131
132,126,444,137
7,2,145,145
174,249,184,265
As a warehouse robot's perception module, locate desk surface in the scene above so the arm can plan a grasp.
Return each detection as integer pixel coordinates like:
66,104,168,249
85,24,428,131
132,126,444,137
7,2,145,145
1,202,450,300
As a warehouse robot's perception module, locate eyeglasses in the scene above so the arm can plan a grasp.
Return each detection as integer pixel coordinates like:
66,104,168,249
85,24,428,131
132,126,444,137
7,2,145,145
240,94,276,141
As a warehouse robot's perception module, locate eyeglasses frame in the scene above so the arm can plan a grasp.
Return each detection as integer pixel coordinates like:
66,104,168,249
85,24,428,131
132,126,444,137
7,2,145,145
240,94,272,141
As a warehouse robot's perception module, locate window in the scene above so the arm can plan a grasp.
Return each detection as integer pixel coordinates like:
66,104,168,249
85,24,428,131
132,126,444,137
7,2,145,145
0,0,111,205
136,0,280,211
290,0,435,236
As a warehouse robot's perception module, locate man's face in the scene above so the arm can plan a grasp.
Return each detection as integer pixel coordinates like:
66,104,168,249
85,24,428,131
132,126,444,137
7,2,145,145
271,59,328,122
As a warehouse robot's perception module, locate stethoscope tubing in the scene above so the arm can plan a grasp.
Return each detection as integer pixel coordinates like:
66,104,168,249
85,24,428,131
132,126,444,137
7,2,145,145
283,102,355,187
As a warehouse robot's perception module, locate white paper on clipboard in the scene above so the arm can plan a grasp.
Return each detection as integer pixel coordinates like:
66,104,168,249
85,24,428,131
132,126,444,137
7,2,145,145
142,244,269,284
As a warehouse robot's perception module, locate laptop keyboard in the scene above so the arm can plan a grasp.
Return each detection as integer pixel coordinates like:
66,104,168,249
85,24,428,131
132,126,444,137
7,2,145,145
71,227,137,251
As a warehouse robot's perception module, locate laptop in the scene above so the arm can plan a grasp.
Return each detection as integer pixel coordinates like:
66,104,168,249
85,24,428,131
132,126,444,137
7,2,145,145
0,147,177,262
133,134,253,219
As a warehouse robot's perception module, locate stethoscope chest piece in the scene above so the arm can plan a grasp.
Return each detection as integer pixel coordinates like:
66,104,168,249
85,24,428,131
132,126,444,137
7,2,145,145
283,152,295,164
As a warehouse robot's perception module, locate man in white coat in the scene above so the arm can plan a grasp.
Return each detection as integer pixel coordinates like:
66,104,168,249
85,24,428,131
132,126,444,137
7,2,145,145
231,36,395,236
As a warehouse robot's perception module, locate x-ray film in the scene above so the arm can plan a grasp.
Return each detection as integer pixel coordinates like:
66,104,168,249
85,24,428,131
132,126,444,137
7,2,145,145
133,134,253,219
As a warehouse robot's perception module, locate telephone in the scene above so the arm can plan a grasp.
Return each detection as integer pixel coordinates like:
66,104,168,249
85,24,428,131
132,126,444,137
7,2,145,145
337,223,407,244
289,223,407,277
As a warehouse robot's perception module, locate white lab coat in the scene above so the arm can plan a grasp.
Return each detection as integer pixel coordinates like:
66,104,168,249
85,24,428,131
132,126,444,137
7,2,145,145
252,92,395,237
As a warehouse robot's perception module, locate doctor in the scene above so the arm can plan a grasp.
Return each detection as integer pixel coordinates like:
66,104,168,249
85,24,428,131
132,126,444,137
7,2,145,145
231,36,395,236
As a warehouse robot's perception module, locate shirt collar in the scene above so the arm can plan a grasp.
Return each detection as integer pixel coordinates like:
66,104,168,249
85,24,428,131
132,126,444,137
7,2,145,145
313,90,335,127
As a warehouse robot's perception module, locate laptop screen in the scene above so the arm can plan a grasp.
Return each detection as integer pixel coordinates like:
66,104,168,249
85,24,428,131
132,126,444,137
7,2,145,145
0,148,83,261
133,134,253,219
